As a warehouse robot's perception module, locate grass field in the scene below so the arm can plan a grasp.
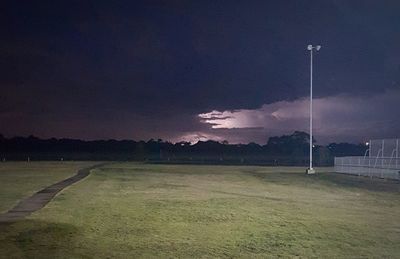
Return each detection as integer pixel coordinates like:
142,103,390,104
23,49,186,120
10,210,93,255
1,163,400,258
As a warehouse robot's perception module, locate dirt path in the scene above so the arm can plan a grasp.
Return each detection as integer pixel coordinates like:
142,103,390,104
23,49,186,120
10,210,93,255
0,163,105,223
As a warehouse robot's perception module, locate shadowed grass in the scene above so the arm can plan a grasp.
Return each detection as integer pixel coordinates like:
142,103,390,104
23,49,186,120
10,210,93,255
0,219,88,258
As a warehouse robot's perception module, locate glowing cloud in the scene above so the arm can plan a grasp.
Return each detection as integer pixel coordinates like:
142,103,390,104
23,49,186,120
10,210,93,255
197,89,400,144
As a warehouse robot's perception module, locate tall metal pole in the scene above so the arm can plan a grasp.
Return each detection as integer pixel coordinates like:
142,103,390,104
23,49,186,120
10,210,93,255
309,48,313,171
396,139,398,168
306,45,320,174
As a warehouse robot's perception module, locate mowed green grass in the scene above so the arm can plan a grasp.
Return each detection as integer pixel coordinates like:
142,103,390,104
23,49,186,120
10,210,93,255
1,163,400,258
0,161,98,213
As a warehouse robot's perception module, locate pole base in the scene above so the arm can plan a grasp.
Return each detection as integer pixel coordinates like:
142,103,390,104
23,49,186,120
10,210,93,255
306,168,316,174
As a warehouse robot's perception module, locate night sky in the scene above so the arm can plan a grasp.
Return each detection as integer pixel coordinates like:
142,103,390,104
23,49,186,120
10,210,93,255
1,0,399,144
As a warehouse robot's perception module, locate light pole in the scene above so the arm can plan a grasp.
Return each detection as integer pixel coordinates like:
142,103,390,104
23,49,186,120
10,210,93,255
306,44,321,175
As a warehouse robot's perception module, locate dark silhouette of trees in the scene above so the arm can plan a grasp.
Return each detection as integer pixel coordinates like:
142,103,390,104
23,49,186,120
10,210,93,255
266,131,311,155
0,131,367,165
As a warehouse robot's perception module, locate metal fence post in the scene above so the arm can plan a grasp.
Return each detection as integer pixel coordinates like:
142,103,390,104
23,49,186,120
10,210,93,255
382,139,385,167
396,139,399,168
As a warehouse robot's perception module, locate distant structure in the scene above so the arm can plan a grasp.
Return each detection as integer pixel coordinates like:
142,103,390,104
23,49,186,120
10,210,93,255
334,139,400,180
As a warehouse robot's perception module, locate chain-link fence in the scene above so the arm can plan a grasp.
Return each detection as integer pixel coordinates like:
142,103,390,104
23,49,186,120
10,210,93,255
334,139,400,180
369,139,399,158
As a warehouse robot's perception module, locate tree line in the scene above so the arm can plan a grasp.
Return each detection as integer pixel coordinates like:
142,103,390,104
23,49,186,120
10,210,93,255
0,131,367,166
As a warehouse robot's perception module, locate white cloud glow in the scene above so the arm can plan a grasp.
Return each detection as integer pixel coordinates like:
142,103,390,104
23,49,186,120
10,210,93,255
196,89,400,144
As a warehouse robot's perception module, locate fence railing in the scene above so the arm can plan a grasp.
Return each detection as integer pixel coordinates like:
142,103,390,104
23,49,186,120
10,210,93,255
334,156,400,180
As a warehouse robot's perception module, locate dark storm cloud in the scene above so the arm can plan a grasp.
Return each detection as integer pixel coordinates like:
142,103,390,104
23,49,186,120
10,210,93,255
1,0,399,142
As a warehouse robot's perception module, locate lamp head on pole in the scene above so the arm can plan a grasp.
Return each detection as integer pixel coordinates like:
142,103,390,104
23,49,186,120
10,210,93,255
307,44,322,51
